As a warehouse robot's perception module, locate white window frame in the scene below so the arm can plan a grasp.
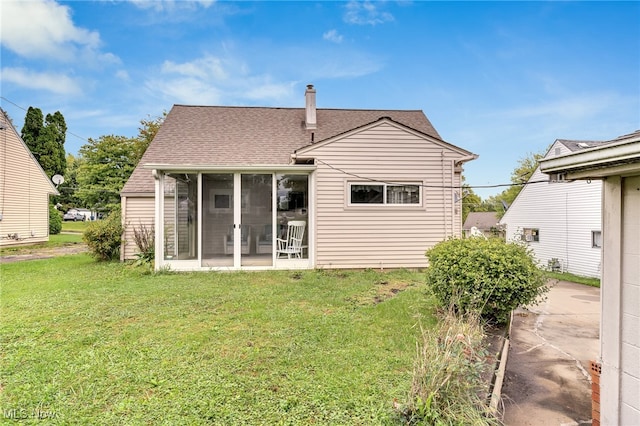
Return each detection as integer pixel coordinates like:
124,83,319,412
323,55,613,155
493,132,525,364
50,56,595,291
347,182,422,207
523,228,540,242
591,230,602,248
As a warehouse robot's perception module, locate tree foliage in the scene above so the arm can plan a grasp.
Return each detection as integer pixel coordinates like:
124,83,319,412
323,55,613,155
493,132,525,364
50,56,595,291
20,107,67,178
132,112,165,166
56,154,83,211
76,135,138,213
425,237,549,324
493,151,545,212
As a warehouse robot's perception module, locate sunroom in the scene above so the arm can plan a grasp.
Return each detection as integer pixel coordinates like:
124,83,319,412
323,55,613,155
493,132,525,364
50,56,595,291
150,166,315,271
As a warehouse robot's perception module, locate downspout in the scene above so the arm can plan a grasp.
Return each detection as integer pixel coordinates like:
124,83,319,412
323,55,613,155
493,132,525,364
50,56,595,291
451,159,455,236
441,151,448,238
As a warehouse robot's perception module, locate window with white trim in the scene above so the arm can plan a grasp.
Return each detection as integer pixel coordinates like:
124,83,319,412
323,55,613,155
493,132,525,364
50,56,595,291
592,231,602,248
522,228,539,242
349,183,420,205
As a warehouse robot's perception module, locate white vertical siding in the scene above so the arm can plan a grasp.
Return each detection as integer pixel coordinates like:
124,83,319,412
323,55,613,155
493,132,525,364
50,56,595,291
0,122,56,246
122,196,155,259
304,122,466,269
500,141,602,278
620,175,640,424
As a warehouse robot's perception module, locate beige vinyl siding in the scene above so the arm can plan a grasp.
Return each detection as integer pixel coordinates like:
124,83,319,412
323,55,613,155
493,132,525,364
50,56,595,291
121,196,154,259
306,122,465,269
500,141,602,277
0,122,56,247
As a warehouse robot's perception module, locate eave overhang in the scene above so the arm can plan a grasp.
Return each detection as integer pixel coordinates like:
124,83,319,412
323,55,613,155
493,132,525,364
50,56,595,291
540,137,640,180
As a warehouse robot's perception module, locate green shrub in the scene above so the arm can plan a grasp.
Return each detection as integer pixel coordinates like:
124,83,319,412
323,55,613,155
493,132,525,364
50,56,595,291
49,204,62,235
425,237,549,324
83,209,122,261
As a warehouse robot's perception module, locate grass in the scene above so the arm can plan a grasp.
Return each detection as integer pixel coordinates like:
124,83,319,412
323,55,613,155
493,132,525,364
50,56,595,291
61,221,89,233
546,271,600,288
0,256,435,424
0,233,84,256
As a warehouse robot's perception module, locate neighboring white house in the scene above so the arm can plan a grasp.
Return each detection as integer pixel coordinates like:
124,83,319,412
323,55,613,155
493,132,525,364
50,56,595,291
540,129,640,426
120,85,477,271
499,138,612,277
0,110,58,246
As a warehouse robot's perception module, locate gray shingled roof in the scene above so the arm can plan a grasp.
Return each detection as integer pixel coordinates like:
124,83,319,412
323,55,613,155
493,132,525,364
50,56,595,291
557,130,640,153
462,211,500,231
122,105,444,194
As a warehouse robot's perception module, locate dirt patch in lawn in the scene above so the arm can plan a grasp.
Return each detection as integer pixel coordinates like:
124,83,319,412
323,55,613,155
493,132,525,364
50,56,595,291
0,243,88,264
348,280,414,306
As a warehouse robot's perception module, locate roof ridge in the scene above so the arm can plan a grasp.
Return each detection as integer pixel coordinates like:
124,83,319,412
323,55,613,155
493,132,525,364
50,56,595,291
171,104,425,113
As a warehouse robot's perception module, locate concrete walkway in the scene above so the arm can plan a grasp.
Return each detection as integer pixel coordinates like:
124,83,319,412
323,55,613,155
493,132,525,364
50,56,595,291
501,280,600,425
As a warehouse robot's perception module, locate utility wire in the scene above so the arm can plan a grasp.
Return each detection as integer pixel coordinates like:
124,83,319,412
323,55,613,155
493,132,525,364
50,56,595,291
3,96,550,191
313,159,549,190
0,96,90,144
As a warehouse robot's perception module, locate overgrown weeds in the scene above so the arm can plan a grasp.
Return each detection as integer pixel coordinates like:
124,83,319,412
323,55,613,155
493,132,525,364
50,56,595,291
400,309,499,425
131,222,154,267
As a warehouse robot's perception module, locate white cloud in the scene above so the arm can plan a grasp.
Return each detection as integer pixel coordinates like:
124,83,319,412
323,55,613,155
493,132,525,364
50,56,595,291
127,0,215,12
500,93,621,121
147,54,297,105
161,56,228,80
0,67,82,95
323,29,344,44
115,70,131,81
344,1,394,26
0,0,106,62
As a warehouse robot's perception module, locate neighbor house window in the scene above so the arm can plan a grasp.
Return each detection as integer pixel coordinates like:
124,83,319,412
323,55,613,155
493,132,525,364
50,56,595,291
592,231,602,248
349,183,420,205
523,228,539,242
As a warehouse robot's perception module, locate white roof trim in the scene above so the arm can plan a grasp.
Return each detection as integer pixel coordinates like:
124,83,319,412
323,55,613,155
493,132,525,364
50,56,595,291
540,137,640,178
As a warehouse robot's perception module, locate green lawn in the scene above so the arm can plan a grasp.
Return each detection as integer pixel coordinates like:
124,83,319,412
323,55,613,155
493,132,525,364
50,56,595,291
61,221,89,233
546,271,600,288
0,233,83,256
0,256,434,424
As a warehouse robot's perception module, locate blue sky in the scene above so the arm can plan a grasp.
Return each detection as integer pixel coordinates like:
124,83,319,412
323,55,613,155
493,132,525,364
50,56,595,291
1,0,638,198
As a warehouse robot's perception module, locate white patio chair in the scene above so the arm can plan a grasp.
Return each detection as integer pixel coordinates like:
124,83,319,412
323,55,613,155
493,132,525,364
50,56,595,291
276,221,306,259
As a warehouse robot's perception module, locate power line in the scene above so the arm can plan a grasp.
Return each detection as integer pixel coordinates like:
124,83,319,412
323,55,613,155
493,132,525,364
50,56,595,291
313,159,548,190
0,96,90,144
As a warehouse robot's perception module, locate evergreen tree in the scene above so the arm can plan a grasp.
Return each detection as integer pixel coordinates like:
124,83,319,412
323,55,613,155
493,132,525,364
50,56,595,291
21,107,44,157
20,107,67,178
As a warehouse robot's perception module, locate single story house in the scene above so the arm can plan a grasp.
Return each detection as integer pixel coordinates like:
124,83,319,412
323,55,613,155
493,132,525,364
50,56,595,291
540,130,640,425
462,211,501,238
120,85,477,271
500,137,614,277
0,110,58,246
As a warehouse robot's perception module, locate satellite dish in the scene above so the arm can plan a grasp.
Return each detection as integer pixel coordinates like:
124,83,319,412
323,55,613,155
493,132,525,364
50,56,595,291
52,174,65,185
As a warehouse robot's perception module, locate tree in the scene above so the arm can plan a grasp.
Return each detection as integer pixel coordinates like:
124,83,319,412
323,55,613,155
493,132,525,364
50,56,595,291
459,179,490,223
21,107,44,156
76,135,137,213
20,107,67,178
490,150,546,217
131,112,166,166
56,153,83,210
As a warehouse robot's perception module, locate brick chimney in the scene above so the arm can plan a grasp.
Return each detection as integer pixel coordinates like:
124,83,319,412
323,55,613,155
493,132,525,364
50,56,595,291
305,84,317,130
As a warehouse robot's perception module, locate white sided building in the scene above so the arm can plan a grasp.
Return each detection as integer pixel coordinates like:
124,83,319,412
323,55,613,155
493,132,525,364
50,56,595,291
500,138,611,278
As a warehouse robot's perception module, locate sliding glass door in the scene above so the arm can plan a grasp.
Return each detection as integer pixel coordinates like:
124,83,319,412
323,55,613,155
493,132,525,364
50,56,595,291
241,174,273,267
202,174,234,267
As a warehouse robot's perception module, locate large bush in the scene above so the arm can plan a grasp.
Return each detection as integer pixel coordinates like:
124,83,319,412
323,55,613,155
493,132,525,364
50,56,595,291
425,237,548,324
83,209,122,261
49,204,62,235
